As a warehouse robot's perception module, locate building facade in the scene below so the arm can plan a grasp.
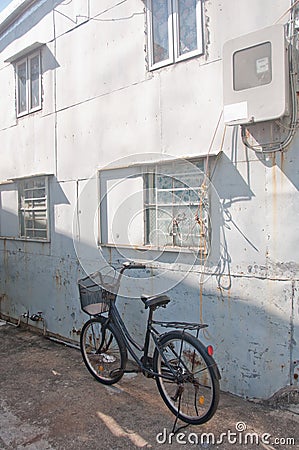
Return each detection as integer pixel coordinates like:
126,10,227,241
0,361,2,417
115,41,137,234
0,0,298,399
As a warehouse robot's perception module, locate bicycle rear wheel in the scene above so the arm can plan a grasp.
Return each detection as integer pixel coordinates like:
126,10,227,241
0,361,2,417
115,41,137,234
80,317,127,385
153,330,219,425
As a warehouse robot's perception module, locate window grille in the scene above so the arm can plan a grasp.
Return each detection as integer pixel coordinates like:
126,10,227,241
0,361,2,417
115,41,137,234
99,159,210,252
18,176,49,240
144,161,210,251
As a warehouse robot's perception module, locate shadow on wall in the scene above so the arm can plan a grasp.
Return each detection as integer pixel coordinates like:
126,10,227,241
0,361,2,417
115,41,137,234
258,142,299,192
0,226,297,400
0,167,297,399
42,44,60,72
209,151,256,290
230,122,299,192
0,0,65,53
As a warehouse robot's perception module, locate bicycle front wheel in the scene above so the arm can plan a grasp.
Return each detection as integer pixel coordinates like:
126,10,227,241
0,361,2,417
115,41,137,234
153,331,219,425
80,317,127,385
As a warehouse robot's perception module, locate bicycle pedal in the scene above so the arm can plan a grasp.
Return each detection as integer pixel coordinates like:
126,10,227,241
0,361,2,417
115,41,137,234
142,370,155,379
123,369,140,374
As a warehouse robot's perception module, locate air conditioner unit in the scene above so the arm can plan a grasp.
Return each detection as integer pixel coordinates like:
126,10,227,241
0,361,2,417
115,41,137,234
223,24,289,125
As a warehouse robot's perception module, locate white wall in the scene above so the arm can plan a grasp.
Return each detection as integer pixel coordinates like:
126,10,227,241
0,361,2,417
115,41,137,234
0,0,298,399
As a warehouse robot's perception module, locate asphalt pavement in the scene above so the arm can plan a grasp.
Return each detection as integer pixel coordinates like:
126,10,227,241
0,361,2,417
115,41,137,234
0,321,298,450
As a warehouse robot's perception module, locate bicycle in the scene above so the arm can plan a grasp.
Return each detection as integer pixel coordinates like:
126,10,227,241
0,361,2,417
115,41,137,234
78,261,221,426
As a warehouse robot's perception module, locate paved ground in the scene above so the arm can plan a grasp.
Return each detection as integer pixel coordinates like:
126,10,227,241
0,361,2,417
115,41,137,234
0,322,298,450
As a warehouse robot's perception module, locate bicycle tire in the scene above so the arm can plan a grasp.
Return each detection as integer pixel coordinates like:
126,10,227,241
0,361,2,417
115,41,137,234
153,330,220,425
80,317,127,385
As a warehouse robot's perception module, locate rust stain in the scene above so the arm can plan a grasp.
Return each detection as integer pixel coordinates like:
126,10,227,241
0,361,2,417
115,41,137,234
280,151,284,191
3,239,8,268
280,151,284,172
227,288,231,316
55,270,62,288
183,349,202,368
272,156,277,245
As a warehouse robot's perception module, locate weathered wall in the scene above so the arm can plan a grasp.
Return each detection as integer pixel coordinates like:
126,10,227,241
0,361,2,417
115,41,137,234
0,0,298,399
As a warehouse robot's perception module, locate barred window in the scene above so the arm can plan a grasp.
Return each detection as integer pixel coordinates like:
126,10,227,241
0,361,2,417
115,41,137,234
18,176,49,240
144,160,209,251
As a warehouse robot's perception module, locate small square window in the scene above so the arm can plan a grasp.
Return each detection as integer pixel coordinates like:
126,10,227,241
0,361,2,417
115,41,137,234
18,176,49,241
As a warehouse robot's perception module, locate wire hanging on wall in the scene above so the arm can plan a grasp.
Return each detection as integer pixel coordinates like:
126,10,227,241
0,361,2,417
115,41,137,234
241,11,299,153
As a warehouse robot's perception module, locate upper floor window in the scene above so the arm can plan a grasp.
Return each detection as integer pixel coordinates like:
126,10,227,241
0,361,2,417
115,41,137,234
147,0,204,70
16,51,42,117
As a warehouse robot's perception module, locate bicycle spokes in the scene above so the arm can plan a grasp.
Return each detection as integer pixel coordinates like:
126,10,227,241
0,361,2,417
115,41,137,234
154,332,219,424
81,319,127,384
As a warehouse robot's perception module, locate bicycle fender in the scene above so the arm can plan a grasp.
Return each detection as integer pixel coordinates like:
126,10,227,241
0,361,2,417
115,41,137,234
206,354,221,380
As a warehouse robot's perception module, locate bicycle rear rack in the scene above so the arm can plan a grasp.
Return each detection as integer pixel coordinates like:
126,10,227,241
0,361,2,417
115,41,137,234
152,321,208,331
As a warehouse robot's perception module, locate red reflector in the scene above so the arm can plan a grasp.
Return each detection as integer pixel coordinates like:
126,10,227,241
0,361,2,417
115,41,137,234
207,345,214,356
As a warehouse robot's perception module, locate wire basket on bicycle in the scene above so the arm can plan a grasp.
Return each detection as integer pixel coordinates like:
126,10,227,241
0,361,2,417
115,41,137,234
78,271,120,316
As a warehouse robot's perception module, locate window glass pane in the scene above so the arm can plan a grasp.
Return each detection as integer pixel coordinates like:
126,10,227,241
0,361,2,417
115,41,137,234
178,0,197,56
18,177,48,240
145,160,209,249
17,61,27,114
151,0,170,64
145,207,156,244
157,189,172,204
30,55,40,109
233,42,272,91
35,230,47,239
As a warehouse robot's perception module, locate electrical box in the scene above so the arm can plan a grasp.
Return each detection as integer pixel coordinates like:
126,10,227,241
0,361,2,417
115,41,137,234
223,24,289,125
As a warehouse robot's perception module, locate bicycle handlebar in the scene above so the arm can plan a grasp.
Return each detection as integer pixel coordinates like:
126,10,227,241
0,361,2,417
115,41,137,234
121,261,146,272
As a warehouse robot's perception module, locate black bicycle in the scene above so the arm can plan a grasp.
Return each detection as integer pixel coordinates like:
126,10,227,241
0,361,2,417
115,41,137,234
78,262,220,425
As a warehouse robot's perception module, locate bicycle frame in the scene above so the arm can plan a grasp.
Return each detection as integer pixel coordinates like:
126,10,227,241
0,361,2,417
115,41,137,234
89,263,216,382
79,262,221,428
105,300,178,380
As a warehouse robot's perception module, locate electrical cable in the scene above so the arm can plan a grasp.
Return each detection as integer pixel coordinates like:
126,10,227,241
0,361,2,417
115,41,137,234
241,20,298,153
275,0,299,24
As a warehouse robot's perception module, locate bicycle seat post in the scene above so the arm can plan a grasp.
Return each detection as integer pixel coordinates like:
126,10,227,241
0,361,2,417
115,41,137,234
142,304,156,369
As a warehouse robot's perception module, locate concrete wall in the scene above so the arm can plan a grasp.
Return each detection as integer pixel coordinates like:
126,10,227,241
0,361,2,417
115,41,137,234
0,0,298,399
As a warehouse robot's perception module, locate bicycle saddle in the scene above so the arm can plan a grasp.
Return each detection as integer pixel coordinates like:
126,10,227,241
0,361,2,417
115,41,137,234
141,294,170,309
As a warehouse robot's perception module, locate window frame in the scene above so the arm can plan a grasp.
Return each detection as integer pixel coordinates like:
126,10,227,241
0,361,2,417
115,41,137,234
98,158,210,253
18,175,50,242
143,160,209,251
15,50,42,118
147,0,204,70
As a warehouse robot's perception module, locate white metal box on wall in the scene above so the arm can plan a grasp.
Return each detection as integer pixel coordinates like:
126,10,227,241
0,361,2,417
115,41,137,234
223,24,289,125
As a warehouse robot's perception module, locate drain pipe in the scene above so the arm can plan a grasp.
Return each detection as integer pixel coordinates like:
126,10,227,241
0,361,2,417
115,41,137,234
13,311,47,335
29,312,47,336
16,311,30,327
3,311,79,349
1,311,30,328
47,336,80,350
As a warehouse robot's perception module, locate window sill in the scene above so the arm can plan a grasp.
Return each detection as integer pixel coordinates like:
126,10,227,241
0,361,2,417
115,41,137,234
99,243,207,255
0,236,50,243
148,51,204,72
17,107,42,119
